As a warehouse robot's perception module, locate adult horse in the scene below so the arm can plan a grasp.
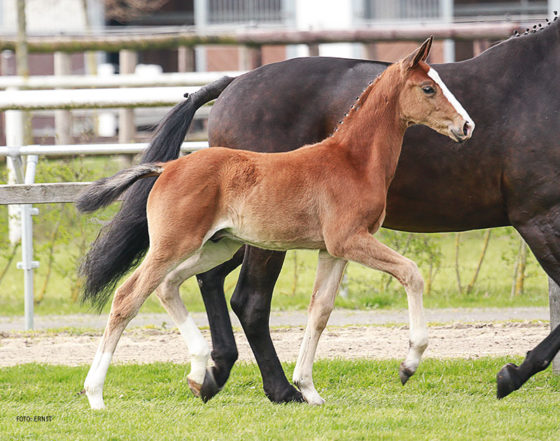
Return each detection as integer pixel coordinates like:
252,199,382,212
80,20,560,403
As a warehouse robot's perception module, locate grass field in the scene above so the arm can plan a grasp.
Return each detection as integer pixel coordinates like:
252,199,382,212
1,358,559,440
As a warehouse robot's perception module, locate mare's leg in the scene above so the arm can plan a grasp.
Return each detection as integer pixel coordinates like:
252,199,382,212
497,213,560,398
230,246,304,403
156,239,242,400
196,248,245,393
328,232,428,384
292,251,347,405
84,250,177,409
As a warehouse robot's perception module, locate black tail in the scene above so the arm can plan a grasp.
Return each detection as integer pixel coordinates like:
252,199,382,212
76,164,163,213
79,75,235,311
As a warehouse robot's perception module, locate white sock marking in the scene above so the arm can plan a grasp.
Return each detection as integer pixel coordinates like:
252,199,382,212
178,315,210,385
85,352,113,409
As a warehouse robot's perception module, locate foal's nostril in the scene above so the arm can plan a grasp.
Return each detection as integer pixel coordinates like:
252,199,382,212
463,122,470,137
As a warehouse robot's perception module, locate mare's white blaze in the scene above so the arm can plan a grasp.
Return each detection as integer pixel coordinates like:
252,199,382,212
178,314,210,385
427,67,474,127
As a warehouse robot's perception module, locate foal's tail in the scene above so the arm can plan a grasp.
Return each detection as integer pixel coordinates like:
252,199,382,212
79,75,235,311
76,164,163,213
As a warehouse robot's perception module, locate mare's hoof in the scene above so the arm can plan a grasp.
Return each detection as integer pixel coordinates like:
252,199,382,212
266,385,305,404
399,363,415,385
496,363,522,399
200,368,222,403
188,369,222,403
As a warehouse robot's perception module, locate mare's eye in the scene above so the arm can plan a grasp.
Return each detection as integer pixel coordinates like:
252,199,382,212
422,86,435,95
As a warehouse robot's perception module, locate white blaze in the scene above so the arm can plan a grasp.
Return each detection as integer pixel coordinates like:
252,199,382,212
427,67,474,129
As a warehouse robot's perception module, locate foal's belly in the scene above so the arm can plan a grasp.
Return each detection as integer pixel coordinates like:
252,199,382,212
218,208,326,251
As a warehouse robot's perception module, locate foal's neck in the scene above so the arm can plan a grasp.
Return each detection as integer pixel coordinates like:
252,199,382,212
328,66,407,180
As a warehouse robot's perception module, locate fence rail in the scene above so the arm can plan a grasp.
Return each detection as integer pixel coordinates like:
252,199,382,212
0,22,527,52
0,71,244,90
0,182,91,204
0,87,200,111
0,142,208,157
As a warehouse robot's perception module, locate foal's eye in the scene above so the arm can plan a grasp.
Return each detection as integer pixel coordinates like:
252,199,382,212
422,86,435,95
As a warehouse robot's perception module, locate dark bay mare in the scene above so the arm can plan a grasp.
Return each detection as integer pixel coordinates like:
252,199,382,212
80,20,560,402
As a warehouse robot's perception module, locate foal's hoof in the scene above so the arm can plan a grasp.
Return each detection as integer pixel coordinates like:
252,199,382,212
399,363,415,385
188,368,221,403
497,363,522,399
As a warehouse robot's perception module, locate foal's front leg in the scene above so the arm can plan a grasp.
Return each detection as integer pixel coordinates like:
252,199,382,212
329,232,428,384
293,251,347,405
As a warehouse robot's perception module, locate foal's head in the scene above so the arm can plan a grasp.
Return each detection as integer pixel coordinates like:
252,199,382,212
396,37,475,143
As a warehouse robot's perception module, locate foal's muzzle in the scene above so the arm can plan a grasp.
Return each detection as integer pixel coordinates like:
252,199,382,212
451,120,475,143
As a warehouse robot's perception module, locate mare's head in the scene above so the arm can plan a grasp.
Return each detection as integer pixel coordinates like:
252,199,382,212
395,37,475,143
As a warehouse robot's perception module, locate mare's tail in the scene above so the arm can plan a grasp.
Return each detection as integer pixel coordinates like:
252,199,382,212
79,75,235,311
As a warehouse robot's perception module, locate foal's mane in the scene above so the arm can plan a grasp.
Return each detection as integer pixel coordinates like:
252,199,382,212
330,62,397,137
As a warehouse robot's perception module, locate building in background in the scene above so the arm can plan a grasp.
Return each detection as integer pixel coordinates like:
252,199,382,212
1,0,559,74
193,0,558,68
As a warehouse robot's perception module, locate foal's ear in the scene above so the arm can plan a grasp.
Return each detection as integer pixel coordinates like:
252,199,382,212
403,36,433,69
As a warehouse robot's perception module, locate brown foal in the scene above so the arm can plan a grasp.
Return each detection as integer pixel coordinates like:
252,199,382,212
78,37,474,408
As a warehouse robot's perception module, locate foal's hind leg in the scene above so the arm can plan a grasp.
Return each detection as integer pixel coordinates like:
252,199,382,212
84,251,176,409
156,239,242,400
292,251,347,405
328,232,428,385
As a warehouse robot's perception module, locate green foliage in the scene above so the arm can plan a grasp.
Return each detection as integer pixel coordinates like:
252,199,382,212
1,359,560,440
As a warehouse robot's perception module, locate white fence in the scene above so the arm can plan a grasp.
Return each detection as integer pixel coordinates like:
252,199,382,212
0,72,230,329
0,71,244,90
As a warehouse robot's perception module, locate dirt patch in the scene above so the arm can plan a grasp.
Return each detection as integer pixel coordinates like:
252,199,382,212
0,321,549,367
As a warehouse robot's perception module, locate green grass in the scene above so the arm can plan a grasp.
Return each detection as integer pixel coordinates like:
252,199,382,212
1,359,559,440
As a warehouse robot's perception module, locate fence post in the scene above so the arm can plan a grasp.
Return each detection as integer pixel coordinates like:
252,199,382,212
307,43,319,57
363,43,376,60
54,51,73,144
17,155,39,330
178,46,195,72
118,49,137,143
473,39,490,57
5,109,24,244
239,45,262,70
549,277,560,374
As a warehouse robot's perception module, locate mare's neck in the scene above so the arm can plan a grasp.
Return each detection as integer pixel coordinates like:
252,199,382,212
327,68,407,184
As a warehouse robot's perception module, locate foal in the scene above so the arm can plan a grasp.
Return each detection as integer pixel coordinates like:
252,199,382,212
78,37,474,408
